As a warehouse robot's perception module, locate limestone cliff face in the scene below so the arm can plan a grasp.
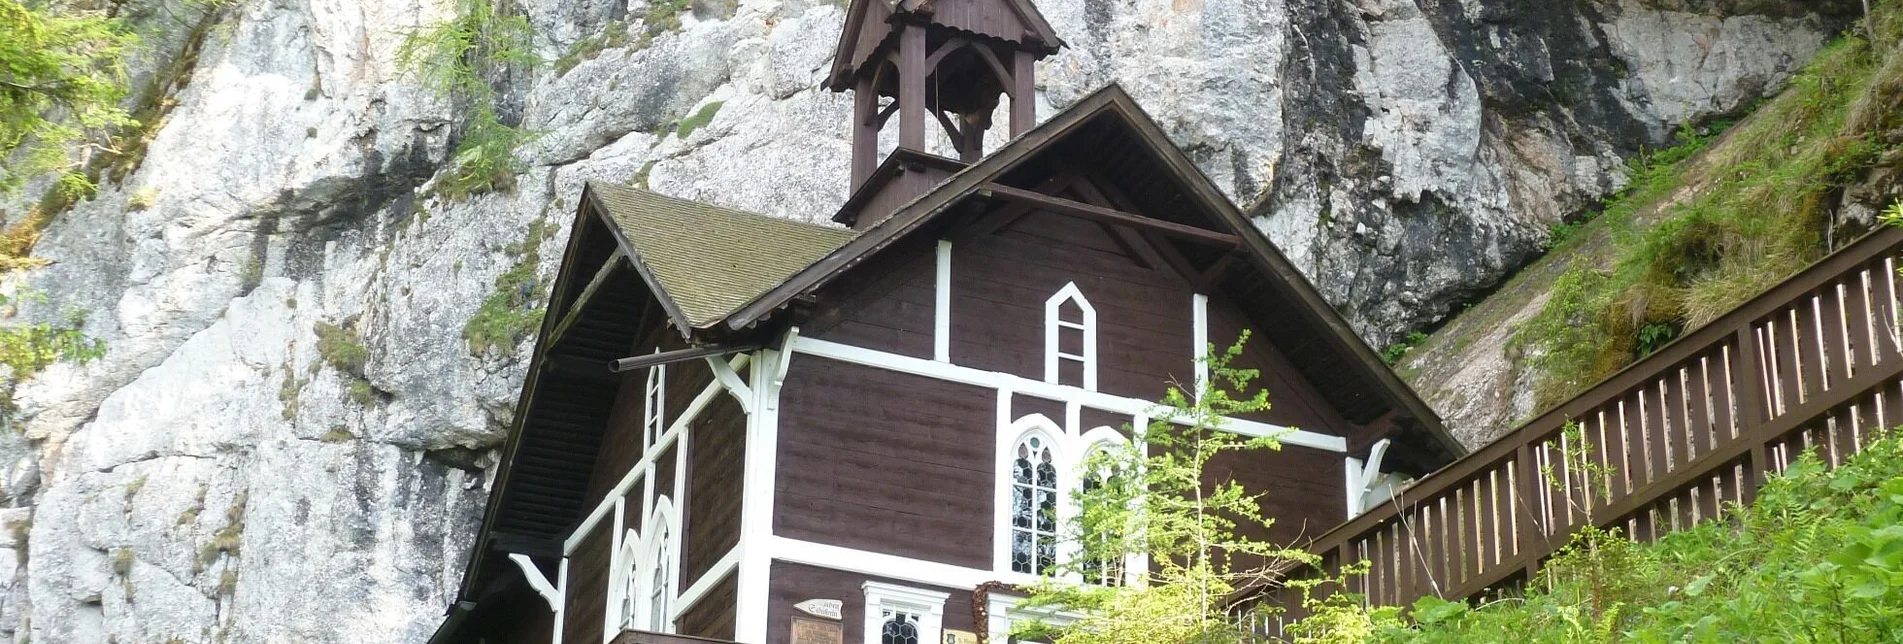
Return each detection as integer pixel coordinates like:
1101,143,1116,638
0,0,1855,640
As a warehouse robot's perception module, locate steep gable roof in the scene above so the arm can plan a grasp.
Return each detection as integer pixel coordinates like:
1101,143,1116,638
586,182,859,329
720,84,1465,468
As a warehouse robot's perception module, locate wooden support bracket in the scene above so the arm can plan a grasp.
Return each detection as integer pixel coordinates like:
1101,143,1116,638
507,553,562,613
707,355,756,414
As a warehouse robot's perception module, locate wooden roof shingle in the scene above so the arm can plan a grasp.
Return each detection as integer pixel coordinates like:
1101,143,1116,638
586,182,859,328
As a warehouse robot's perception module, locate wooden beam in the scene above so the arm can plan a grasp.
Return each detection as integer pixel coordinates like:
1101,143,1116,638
609,343,763,373
1195,251,1239,292
977,183,1239,247
932,109,966,154
547,249,628,348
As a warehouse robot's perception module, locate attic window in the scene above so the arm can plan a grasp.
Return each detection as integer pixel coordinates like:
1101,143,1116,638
1044,283,1097,391
644,362,666,448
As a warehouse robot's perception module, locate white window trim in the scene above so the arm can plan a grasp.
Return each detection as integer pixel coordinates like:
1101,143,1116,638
995,414,1146,583
644,359,666,448
607,528,644,638
1075,428,1145,587
863,581,949,644
635,496,680,634
1044,282,1098,392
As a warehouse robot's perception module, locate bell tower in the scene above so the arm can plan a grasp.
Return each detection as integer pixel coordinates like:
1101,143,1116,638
826,0,1063,222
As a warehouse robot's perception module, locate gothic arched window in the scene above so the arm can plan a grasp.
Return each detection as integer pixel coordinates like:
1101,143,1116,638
1011,433,1059,574
615,532,642,632
647,531,670,632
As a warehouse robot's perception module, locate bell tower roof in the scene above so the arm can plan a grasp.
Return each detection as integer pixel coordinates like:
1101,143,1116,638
825,0,1063,92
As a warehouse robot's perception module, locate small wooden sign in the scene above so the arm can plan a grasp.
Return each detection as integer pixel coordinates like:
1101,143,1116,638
791,616,844,644
944,628,979,644
795,598,844,620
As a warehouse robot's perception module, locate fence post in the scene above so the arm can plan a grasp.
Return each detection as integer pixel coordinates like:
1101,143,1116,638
1515,442,1540,582
1733,325,1769,503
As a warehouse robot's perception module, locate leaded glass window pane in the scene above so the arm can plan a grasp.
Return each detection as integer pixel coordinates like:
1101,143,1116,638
648,537,670,632
1010,435,1058,575
881,611,920,644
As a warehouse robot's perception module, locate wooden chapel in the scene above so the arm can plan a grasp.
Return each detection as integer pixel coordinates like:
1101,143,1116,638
427,0,1464,641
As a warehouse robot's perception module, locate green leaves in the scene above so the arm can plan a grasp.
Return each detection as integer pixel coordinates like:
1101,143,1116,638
397,0,538,198
1018,334,1309,644
0,0,136,193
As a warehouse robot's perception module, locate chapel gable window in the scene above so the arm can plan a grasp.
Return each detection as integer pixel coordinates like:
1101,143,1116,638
1044,283,1097,391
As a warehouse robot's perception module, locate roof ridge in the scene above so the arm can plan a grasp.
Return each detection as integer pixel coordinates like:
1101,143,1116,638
585,180,856,237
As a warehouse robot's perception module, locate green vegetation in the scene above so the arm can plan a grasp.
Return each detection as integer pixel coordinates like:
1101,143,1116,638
643,0,692,35
674,100,723,139
463,215,550,357
319,425,353,442
314,319,385,407
1380,331,1429,365
0,291,106,426
126,186,158,211
1514,5,1903,408
1287,433,1903,643
313,320,367,377
0,0,136,193
1012,335,1306,644
397,0,538,199
195,491,246,573
554,21,633,75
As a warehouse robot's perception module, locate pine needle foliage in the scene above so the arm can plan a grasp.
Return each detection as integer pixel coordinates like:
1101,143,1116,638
396,0,537,199
1012,333,1315,644
0,0,136,194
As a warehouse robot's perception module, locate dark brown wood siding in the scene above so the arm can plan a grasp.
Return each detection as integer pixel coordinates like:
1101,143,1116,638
807,237,938,359
1207,443,1346,547
653,443,678,509
676,571,738,641
1205,295,1358,437
589,355,714,512
949,211,1196,403
775,356,995,568
565,522,615,644
766,562,978,644
685,395,746,584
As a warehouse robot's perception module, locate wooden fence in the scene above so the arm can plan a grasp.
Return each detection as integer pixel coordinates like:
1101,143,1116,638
1247,225,1903,636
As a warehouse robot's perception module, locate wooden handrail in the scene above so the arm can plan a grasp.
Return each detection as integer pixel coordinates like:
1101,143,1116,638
1244,224,1903,628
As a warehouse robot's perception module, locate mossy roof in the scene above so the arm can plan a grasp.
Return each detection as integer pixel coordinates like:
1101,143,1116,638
586,181,859,328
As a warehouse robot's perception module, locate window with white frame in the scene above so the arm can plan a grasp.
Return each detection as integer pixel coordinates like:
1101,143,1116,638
998,415,1142,584
1044,283,1097,391
1077,443,1127,587
1010,431,1060,575
622,497,674,634
614,533,643,632
643,362,666,448
863,582,948,644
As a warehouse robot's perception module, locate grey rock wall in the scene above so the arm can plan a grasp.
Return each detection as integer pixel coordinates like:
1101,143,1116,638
0,0,1856,639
